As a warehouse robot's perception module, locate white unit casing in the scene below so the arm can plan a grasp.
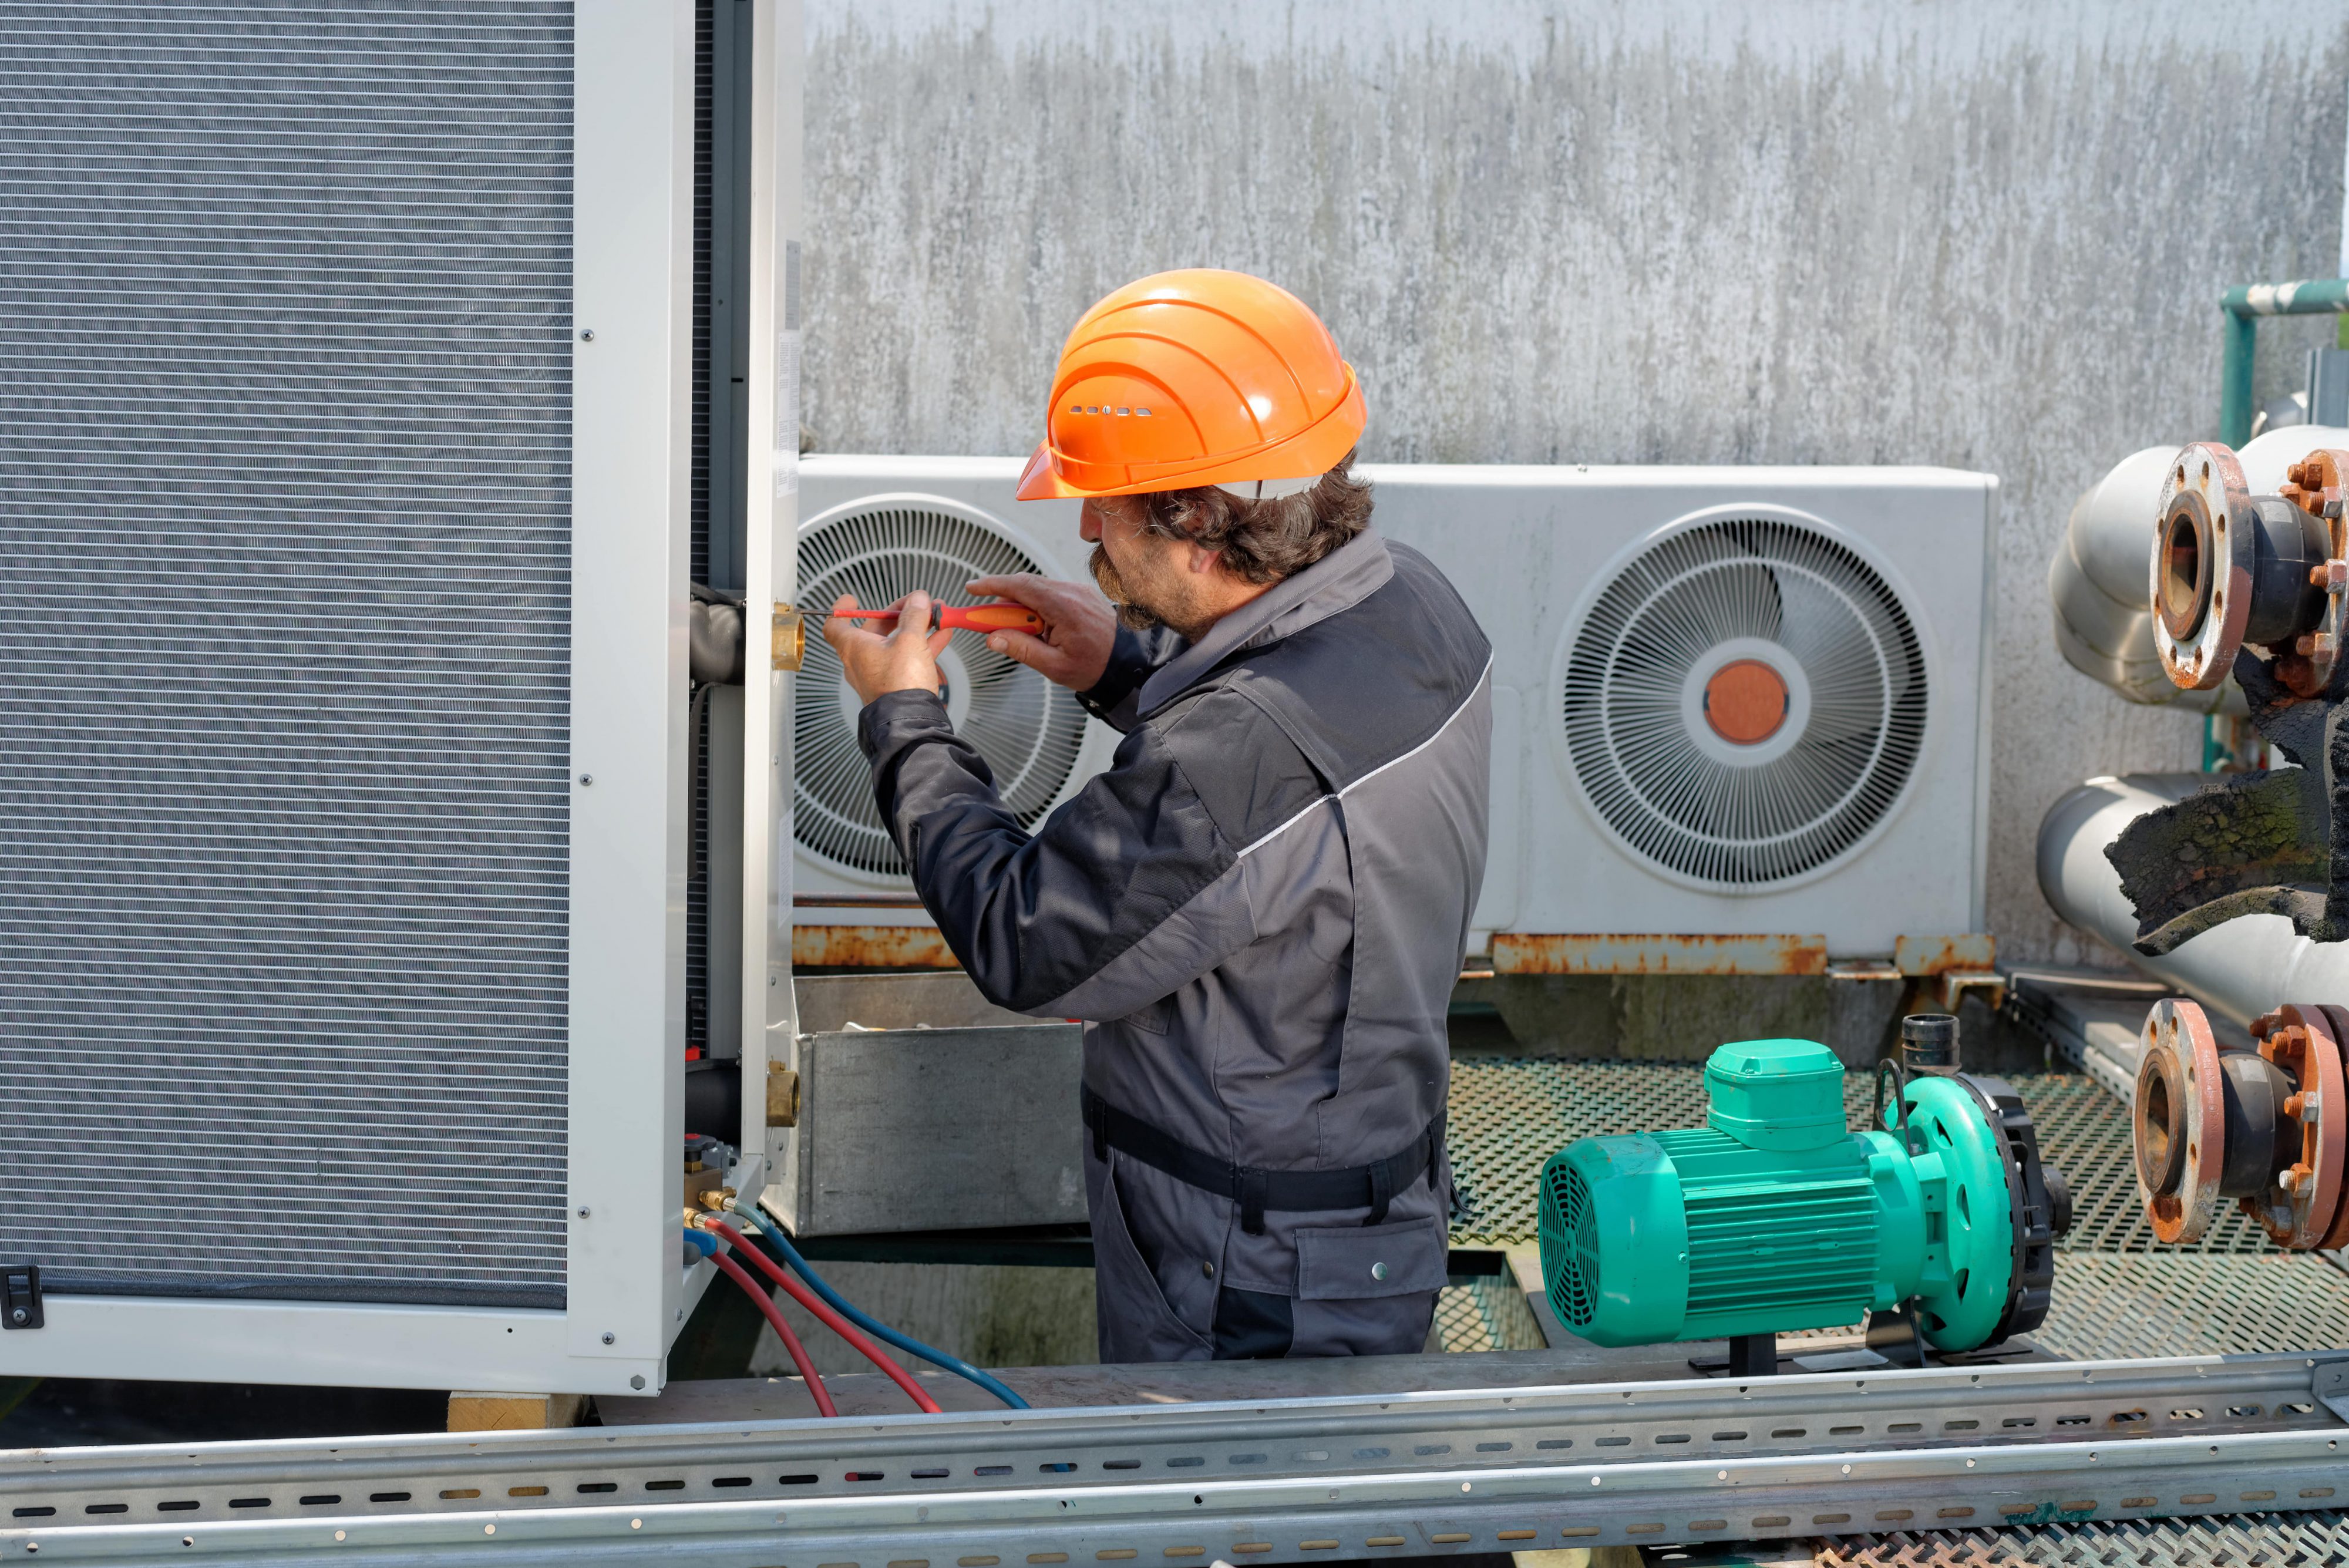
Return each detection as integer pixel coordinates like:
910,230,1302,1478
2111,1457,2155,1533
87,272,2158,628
1369,465,1995,957
787,459,1994,960
789,456,1121,930
0,1,803,1396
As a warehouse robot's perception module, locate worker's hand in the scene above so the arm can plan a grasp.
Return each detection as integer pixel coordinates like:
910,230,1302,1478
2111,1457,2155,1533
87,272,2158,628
823,591,954,706
965,573,1116,692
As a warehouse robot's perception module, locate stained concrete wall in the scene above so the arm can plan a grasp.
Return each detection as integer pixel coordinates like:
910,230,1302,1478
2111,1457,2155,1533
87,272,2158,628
802,0,2349,964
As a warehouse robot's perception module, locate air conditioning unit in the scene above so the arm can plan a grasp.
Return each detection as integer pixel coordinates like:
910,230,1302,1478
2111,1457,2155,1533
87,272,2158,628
0,1,802,1397
790,460,1993,964
790,457,1120,958
1372,466,1994,960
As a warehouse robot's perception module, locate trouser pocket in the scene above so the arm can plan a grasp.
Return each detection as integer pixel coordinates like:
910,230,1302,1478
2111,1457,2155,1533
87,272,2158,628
1288,1213,1447,1358
1086,1148,1211,1364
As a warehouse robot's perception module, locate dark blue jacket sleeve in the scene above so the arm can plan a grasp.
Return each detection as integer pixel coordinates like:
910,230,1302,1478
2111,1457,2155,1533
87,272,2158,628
1076,625,1182,732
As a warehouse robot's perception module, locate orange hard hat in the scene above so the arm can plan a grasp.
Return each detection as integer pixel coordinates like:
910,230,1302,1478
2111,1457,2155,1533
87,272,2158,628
1015,268,1367,502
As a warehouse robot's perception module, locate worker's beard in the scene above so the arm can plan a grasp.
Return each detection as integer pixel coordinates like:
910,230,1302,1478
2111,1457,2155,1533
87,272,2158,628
1089,544,1171,634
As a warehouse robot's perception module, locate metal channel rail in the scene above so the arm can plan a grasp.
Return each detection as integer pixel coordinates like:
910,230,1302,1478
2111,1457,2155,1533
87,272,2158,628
4,1353,2348,1565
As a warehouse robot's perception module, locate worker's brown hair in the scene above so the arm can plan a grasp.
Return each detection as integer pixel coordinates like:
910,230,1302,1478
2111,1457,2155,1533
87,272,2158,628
1132,450,1373,583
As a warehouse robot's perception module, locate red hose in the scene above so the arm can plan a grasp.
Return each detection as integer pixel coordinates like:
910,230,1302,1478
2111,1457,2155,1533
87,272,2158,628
707,1220,944,1414
708,1247,837,1418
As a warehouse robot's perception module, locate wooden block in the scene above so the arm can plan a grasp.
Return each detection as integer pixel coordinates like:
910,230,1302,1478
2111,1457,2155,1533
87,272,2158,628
446,1392,587,1432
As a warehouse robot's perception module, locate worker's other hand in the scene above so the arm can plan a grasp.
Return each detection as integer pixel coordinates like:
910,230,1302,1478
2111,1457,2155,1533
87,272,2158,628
964,573,1115,692
824,591,953,706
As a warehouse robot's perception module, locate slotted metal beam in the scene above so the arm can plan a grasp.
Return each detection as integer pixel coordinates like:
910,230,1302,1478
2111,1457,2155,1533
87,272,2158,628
3,1352,2344,1562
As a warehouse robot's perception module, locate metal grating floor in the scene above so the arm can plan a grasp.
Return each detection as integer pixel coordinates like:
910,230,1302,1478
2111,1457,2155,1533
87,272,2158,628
1432,1058,2349,1566
1806,1511,2349,1566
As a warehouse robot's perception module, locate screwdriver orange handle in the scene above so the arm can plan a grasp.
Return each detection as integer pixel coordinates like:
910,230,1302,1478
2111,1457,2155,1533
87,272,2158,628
830,602,1046,635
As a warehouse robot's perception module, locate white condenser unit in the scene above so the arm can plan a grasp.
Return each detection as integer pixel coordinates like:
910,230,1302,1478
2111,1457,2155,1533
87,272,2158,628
1371,466,1995,958
790,461,1993,963
0,1,804,1396
791,457,1120,948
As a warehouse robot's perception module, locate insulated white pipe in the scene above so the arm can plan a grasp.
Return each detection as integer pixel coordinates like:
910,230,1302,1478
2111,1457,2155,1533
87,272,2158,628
2048,425,2349,712
2038,773,2349,1026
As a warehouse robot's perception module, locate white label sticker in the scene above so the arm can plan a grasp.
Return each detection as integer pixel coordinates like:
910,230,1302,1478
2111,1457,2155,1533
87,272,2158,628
775,327,800,499
775,240,802,499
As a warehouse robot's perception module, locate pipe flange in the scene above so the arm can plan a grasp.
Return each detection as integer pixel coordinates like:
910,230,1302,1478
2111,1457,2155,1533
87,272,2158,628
2276,449,2349,697
2135,998,2225,1243
2151,442,2254,691
2317,1005,2349,1251
2249,1004,2347,1249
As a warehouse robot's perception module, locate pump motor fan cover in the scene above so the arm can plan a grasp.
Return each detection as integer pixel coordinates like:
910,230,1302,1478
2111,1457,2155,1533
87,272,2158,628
1537,1040,2065,1352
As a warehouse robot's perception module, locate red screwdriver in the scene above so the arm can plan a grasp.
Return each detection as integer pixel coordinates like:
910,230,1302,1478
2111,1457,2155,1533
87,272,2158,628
826,600,1045,636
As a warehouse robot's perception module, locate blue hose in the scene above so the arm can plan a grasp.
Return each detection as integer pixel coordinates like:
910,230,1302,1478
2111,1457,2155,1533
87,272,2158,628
736,1212,1031,1411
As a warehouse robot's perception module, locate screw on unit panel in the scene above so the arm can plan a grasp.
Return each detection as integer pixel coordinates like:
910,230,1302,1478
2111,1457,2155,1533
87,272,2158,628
579,329,595,342
577,1206,591,1218
602,1332,616,1345
631,1375,646,1389
580,774,594,786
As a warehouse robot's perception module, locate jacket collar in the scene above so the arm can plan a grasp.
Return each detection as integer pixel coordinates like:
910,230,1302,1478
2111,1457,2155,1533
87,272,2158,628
1135,527,1394,718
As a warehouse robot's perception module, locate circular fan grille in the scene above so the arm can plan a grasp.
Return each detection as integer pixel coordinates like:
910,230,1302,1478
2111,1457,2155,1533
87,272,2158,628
1541,1162,1599,1330
795,503,1088,877
1561,517,1927,887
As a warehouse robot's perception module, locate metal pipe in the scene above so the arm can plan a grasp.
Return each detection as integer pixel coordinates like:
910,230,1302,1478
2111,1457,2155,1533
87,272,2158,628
2221,280,2349,445
2049,426,2349,712
2038,772,2349,1027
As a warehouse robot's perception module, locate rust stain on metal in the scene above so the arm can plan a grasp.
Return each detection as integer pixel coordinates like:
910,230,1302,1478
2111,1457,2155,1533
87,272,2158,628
792,924,961,970
1490,933,1828,977
1936,970,2007,1012
1893,933,1998,977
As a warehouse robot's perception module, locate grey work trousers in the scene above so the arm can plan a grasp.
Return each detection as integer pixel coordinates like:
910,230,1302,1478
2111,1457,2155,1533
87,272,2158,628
1085,1143,1440,1364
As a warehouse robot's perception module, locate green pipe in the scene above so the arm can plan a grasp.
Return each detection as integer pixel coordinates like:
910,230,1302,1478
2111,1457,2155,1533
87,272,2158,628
2219,278,2349,446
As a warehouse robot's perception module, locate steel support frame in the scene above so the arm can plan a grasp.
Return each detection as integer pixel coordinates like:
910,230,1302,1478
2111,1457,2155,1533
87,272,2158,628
5,1352,2345,1562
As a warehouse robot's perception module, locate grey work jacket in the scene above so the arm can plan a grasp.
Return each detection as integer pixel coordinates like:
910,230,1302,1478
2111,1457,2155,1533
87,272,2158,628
858,528,1492,1355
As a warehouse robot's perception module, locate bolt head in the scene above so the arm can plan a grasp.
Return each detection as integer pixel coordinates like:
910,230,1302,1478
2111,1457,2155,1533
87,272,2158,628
630,1374,646,1390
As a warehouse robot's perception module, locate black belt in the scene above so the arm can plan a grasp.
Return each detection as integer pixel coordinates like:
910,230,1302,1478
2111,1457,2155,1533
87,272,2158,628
1082,1084,1439,1236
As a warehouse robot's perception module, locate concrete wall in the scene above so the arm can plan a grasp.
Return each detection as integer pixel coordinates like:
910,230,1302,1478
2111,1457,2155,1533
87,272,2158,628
801,0,2349,964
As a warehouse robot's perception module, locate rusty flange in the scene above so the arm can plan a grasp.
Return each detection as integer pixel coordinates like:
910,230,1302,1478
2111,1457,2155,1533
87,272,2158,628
2246,1003,2347,1248
2135,998,2226,1243
2320,1004,2349,1251
2151,443,2254,691
2274,449,2349,697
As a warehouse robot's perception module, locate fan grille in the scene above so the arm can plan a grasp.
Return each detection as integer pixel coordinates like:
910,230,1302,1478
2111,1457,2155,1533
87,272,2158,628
1561,517,1927,887
795,504,1088,876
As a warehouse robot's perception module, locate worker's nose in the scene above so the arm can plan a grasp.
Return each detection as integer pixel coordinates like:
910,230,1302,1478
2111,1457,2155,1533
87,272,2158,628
1079,501,1102,543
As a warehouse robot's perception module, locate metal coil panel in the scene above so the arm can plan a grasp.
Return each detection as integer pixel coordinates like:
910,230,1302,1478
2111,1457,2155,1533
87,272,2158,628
0,2,574,1307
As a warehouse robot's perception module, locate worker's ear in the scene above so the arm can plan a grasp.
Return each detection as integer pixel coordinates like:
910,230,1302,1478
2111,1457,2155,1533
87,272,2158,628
1184,541,1223,576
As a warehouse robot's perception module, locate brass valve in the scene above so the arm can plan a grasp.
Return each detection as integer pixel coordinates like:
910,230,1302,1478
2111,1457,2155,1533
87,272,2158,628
766,1062,801,1128
772,605,806,672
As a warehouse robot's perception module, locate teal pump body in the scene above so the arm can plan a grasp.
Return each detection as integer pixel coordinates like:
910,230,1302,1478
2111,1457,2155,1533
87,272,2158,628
1537,1039,2050,1352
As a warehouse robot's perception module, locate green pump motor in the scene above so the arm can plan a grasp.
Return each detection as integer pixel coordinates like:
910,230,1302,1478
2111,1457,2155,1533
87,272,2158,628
1537,1019,2070,1354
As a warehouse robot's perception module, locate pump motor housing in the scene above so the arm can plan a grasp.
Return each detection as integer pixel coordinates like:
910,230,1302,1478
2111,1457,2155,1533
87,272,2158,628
1537,1039,2066,1352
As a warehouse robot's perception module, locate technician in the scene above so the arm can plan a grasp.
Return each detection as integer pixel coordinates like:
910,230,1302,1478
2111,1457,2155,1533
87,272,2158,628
824,270,1492,1362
